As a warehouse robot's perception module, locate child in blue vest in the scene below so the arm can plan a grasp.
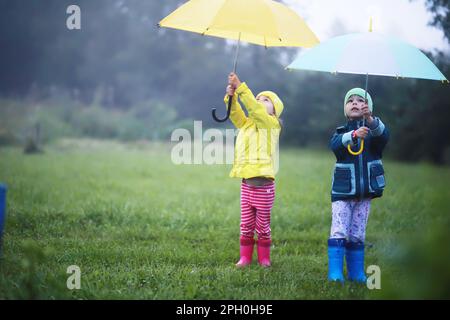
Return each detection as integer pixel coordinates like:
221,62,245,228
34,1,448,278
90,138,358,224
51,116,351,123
328,88,389,282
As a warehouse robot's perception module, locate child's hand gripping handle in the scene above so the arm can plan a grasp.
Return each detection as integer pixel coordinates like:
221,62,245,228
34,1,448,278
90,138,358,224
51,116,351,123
347,126,369,156
347,105,373,156
212,73,240,122
212,74,240,122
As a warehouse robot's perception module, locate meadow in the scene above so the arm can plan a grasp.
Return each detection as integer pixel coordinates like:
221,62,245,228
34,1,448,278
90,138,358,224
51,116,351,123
0,139,449,299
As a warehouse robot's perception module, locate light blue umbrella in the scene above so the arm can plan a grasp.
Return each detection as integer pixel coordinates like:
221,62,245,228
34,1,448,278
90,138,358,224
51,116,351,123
286,27,448,155
286,31,447,81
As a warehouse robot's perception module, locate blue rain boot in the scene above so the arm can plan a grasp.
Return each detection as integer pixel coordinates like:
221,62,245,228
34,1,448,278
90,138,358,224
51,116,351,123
328,238,346,282
345,241,367,283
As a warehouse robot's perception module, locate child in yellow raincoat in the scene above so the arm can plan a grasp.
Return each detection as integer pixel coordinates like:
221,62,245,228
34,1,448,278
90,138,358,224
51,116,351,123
225,72,283,267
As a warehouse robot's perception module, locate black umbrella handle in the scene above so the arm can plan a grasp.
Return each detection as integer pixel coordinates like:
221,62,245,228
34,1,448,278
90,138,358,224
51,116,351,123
212,34,241,123
212,96,232,122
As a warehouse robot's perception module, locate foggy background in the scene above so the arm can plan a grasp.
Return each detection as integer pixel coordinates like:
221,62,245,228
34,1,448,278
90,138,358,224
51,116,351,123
0,0,449,163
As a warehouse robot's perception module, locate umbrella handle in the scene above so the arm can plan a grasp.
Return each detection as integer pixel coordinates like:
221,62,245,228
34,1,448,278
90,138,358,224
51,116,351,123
348,116,367,156
212,96,232,122
347,139,364,156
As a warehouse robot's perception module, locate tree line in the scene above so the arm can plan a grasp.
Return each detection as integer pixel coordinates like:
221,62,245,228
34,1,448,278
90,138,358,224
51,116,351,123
0,0,449,163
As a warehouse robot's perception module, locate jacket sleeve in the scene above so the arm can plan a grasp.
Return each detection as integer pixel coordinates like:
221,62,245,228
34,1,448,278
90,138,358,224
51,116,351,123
224,94,248,129
330,127,356,155
330,132,344,158
369,117,389,155
235,82,280,129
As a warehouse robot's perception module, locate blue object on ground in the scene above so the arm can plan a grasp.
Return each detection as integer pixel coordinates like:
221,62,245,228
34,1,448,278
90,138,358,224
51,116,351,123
0,184,7,246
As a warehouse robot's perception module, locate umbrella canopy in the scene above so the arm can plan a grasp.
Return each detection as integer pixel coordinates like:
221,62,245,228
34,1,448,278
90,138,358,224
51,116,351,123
286,32,447,81
158,0,319,122
286,30,448,156
158,0,319,48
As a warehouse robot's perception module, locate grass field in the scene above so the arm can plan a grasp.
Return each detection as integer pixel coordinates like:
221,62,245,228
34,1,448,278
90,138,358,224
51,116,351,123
0,139,449,299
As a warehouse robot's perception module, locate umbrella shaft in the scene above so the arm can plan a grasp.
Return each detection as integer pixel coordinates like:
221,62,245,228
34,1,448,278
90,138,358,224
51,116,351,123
364,73,369,101
364,73,369,127
233,33,241,73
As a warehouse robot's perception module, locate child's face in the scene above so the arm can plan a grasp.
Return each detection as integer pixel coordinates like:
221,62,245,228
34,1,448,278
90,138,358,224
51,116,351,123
257,95,275,115
345,95,368,120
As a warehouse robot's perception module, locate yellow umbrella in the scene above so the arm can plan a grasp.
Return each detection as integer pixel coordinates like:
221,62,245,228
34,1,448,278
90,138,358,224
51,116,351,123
158,0,319,121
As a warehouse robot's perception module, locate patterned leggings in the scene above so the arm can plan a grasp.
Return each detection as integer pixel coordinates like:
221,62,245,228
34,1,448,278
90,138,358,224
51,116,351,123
330,199,371,243
240,180,275,240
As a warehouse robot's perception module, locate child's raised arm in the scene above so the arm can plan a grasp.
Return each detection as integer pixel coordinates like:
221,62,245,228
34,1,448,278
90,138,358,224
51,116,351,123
228,73,279,129
367,117,389,154
224,85,248,129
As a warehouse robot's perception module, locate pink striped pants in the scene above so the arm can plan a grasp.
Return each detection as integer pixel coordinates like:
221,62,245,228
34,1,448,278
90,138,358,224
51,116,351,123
240,180,276,240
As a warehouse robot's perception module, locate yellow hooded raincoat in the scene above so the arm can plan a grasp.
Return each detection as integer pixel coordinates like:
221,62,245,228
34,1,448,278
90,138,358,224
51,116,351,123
224,82,282,179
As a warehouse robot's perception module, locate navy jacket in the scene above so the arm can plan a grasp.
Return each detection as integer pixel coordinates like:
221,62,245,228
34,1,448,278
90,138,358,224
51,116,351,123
329,117,389,202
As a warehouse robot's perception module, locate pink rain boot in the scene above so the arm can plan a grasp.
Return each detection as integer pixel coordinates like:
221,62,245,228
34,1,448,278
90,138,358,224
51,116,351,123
257,239,271,267
236,236,255,267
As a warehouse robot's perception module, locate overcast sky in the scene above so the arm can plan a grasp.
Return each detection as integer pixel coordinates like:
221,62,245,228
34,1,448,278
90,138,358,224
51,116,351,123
285,0,449,52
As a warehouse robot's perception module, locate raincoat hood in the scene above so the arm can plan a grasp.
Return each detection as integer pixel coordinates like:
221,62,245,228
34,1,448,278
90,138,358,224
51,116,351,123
257,91,284,117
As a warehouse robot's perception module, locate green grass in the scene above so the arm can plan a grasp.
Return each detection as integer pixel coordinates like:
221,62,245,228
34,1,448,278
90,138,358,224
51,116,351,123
0,139,449,299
